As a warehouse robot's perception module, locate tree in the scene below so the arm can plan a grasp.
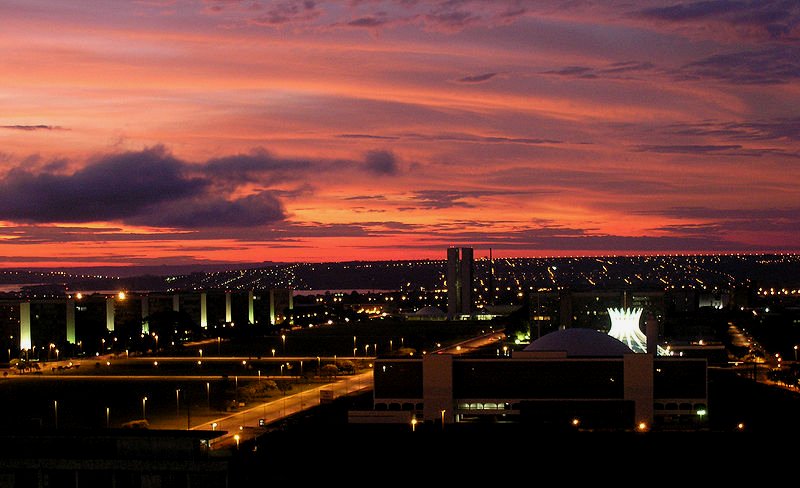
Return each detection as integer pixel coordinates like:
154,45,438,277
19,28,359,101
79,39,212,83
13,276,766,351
337,360,355,374
321,363,339,378
499,304,530,343
239,380,277,402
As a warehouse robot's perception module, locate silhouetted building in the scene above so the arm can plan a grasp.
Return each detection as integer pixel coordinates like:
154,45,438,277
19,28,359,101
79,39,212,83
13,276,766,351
447,247,473,319
354,328,707,431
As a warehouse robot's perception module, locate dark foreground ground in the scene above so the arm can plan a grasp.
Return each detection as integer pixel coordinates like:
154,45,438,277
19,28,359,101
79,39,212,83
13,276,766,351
228,367,800,485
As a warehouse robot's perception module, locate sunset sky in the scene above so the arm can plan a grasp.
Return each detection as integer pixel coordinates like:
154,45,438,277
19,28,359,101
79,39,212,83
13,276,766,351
1,0,799,267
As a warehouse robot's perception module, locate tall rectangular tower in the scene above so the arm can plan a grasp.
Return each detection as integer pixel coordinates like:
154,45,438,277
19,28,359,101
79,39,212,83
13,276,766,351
447,247,473,319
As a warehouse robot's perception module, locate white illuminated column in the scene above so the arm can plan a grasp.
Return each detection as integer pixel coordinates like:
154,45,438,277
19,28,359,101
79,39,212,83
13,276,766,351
607,307,647,353
225,292,232,323
66,299,76,344
141,297,149,334
200,293,208,329
106,297,115,332
20,302,32,350
248,290,254,325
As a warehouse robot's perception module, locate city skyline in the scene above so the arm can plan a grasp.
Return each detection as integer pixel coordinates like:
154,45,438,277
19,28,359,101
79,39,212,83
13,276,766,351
2,1,799,267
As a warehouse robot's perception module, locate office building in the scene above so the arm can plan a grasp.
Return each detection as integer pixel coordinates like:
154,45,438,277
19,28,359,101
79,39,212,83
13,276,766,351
354,327,707,431
447,247,473,319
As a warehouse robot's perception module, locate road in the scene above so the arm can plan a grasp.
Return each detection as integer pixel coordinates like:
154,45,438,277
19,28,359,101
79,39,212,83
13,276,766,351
193,370,373,450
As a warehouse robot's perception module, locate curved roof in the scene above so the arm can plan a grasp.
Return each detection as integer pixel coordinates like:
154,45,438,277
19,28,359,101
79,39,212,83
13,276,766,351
414,306,446,316
523,328,633,357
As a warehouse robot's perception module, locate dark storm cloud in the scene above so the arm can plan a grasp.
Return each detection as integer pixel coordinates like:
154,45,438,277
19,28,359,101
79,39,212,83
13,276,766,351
203,149,312,187
633,143,799,159
638,206,800,234
343,195,387,201
408,132,562,145
638,1,749,21
542,62,655,80
601,61,656,74
636,0,800,40
639,206,800,221
250,0,320,25
1,125,66,131
678,47,800,85
667,118,800,142
129,191,286,228
542,66,596,78
633,144,743,154
457,72,498,83
0,146,292,229
425,9,479,29
364,150,399,175
347,15,390,27
372,224,747,253
0,146,207,223
410,189,520,209
336,134,400,140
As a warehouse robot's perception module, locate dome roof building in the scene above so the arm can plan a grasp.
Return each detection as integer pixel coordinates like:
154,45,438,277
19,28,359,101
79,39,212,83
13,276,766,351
522,327,633,357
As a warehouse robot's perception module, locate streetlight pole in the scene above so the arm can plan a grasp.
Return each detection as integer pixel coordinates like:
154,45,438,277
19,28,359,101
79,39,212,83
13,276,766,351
106,407,110,428
54,400,58,429
206,382,210,410
176,389,181,418
142,397,147,420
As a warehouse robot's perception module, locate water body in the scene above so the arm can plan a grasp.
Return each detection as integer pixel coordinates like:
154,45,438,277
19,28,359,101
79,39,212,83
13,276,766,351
293,289,396,296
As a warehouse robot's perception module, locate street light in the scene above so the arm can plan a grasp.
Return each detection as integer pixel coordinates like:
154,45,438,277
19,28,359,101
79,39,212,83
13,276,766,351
206,382,210,409
54,400,58,429
234,434,240,449
271,348,275,357
176,389,181,417
411,418,417,432
281,334,286,353
794,345,798,361
142,396,148,420
106,407,110,428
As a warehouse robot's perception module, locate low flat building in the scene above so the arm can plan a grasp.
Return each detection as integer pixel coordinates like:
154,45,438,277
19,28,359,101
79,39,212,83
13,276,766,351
353,328,707,431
